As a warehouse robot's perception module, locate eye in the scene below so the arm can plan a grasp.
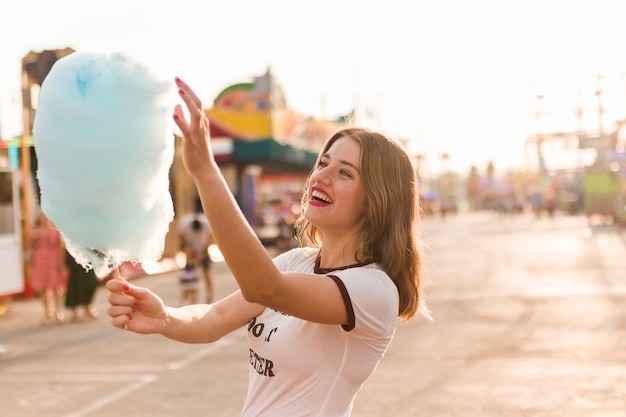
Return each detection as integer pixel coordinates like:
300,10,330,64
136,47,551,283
317,160,328,168
340,169,353,178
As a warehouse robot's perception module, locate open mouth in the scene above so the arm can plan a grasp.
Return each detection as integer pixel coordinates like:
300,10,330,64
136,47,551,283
311,189,332,204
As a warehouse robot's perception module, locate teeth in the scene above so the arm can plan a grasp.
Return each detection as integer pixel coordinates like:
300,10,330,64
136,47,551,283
312,190,332,203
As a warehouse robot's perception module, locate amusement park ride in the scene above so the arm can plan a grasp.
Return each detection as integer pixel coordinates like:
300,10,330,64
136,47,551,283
525,86,626,224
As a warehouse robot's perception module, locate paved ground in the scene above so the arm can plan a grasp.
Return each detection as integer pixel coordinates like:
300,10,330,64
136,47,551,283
1,211,625,417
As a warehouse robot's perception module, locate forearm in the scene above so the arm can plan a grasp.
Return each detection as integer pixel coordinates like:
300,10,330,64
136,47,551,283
173,77,282,301
160,304,222,344
192,166,281,300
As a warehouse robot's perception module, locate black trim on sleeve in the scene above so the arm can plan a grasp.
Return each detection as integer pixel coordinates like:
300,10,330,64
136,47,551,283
314,252,371,274
327,275,355,331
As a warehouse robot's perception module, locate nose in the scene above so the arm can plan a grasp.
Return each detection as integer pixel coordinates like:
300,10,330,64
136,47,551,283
311,166,332,185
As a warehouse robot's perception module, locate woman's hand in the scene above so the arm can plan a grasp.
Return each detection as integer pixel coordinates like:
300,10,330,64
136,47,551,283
173,77,217,180
106,278,167,334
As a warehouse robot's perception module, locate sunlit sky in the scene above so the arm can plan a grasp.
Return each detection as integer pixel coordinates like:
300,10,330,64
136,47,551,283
2,0,626,175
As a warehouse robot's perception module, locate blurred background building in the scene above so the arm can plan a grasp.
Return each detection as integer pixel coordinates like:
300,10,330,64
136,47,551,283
1,47,626,302
0,48,350,299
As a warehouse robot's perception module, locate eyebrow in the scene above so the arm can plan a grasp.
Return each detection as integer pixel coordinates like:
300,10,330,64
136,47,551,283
321,153,361,173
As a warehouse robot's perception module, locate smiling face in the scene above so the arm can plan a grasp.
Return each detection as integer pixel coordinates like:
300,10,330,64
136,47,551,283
303,136,367,239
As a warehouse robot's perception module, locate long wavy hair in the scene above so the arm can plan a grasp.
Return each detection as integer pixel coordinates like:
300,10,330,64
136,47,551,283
295,127,427,320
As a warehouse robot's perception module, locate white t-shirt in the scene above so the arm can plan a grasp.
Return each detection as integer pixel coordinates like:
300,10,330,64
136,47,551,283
241,247,399,417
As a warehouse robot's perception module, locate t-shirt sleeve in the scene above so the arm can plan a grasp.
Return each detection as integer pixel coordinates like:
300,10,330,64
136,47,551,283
329,268,398,337
272,248,295,272
271,247,316,273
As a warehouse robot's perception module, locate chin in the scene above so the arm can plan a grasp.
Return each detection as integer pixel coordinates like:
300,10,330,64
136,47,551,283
303,210,324,228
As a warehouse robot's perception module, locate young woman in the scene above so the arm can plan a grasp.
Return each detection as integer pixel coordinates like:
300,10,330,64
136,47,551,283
106,78,428,416
29,212,67,324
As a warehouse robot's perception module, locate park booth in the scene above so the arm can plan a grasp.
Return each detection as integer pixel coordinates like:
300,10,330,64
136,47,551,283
169,68,350,251
0,168,24,296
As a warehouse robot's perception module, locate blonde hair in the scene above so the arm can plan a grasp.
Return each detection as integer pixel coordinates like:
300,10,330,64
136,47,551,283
296,127,426,320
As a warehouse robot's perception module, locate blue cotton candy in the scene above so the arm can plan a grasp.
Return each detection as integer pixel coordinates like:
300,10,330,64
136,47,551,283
33,51,176,277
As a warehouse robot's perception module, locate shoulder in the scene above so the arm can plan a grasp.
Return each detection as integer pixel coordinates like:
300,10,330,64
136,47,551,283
272,247,318,272
333,265,397,300
331,265,399,331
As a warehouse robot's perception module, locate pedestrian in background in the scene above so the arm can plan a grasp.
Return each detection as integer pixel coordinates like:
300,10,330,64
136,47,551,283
106,78,429,416
178,213,214,303
178,247,201,306
64,250,100,321
28,211,67,324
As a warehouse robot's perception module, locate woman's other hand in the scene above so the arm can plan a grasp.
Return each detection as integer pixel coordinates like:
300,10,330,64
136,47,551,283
106,278,167,334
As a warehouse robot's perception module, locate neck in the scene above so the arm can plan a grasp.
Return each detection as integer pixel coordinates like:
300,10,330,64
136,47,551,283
318,240,359,269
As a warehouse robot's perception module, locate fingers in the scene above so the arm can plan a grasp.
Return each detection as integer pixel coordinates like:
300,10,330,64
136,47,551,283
110,313,132,331
107,290,135,307
172,78,208,141
107,291,136,331
174,78,206,130
107,302,133,331
175,77,202,108
105,275,169,334
106,279,137,327
106,278,144,299
105,279,124,292
173,103,189,137
172,77,214,178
